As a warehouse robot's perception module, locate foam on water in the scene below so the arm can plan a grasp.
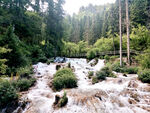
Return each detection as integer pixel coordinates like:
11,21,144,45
22,58,150,113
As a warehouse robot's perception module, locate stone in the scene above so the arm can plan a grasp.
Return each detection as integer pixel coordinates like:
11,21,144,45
128,98,137,104
123,73,127,77
128,80,138,88
54,95,60,105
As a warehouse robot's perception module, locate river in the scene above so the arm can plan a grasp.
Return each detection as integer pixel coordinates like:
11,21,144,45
17,58,150,113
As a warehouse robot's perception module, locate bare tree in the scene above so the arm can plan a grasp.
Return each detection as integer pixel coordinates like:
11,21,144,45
126,0,131,65
119,0,123,67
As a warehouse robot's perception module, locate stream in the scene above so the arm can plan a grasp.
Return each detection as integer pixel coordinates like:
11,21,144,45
16,58,150,113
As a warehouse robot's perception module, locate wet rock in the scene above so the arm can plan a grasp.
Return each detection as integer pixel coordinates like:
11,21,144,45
95,90,108,99
110,97,124,107
54,95,61,105
71,66,75,71
56,65,61,70
141,106,150,112
123,74,127,77
130,93,140,102
48,80,53,88
128,98,137,104
141,86,150,92
53,93,68,108
118,79,123,84
14,107,23,113
128,80,138,88
54,57,66,63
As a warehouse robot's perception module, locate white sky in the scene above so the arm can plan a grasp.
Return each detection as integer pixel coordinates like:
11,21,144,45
63,0,116,15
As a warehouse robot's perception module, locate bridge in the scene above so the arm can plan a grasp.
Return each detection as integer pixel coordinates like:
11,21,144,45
64,50,143,58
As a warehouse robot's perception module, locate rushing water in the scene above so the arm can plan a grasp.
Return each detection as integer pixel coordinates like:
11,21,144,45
20,58,150,113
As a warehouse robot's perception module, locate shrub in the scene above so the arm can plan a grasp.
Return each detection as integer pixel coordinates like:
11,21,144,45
136,49,150,69
86,48,99,60
53,68,77,91
17,66,33,78
92,76,98,84
58,91,68,107
104,55,110,62
53,74,77,90
96,66,116,80
110,56,118,61
68,62,71,68
99,56,104,59
54,68,73,78
46,60,51,65
111,61,138,74
95,58,99,65
13,78,36,91
96,70,107,80
125,67,138,74
0,80,18,108
138,69,150,83
88,71,94,79
111,62,126,73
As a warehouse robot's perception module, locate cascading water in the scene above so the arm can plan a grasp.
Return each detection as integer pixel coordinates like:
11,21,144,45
20,58,150,113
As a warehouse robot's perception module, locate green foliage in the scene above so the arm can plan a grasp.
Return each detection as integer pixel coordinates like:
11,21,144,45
47,58,55,65
86,48,99,60
58,91,68,107
0,47,11,76
136,49,150,69
111,61,126,73
88,71,94,79
96,70,107,80
92,76,98,84
130,25,150,51
0,27,29,74
104,55,110,62
96,66,116,80
53,68,77,91
46,60,51,65
125,67,138,74
68,62,71,68
0,80,18,108
138,69,150,83
62,41,89,57
29,45,47,64
54,68,73,78
94,38,116,52
111,61,138,74
17,66,33,78
12,78,36,91
110,56,119,61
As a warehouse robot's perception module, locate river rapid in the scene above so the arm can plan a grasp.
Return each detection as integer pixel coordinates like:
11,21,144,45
18,58,150,113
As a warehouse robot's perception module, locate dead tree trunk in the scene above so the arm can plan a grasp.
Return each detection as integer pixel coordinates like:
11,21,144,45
126,0,131,65
119,0,123,67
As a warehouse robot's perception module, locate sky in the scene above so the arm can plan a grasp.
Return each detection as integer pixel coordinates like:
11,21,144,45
63,0,116,15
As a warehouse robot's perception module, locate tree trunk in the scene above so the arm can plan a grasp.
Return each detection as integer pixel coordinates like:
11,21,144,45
112,36,116,56
119,0,123,67
126,0,131,65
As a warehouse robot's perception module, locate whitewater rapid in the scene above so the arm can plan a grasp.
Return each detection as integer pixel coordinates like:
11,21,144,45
21,58,150,113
